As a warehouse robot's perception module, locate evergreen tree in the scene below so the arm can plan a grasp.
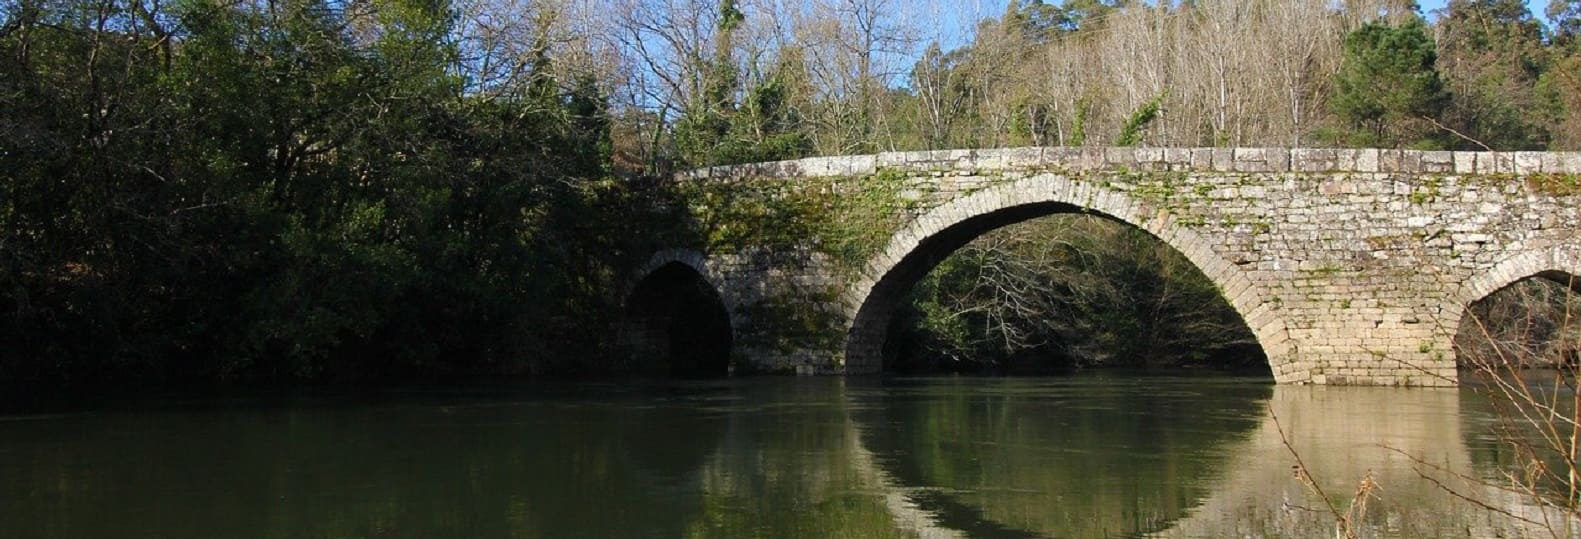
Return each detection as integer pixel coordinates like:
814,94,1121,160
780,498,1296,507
1552,0,1581,49
1437,0,1549,149
1331,18,1450,148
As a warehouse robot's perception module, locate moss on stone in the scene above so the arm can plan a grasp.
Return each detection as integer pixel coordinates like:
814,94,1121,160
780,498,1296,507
1527,173,1581,196
734,296,846,355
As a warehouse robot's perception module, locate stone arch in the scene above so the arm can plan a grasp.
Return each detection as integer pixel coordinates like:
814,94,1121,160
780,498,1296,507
629,249,722,296
1450,246,1581,367
619,250,734,376
842,173,1299,382
1456,247,1581,309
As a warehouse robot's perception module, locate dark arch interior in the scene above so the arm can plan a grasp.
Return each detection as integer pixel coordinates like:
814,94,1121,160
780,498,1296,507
622,263,733,377
1455,270,1581,370
1534,270,1581,294
848,205,1269,376
849,203,1076,372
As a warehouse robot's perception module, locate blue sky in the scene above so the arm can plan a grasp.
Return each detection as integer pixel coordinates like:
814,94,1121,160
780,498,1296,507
1421,0,1454,14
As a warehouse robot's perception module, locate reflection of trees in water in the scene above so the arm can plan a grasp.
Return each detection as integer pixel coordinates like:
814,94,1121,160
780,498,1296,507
1,387,734,539
1169,387,1569,538
3,380,932,539
682,379,914,538
851,377,1272,537
16,380,1576,538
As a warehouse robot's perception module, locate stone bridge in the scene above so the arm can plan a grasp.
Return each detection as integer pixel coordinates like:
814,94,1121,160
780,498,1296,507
620,147,1581,386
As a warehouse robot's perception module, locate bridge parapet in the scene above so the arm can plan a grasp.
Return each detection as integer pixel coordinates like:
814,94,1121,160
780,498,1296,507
679,147,1581,180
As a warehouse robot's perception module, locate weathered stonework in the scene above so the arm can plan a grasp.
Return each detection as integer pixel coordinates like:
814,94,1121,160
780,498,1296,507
634,147,1581,386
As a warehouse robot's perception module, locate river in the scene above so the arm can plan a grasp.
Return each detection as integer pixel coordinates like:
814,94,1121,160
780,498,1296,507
0,375,1571,538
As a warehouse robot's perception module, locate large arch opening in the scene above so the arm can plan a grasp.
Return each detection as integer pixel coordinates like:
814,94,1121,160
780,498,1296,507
621,262,733,377
1454,270,1581,371
882,214,1270,375
843,175,1293,380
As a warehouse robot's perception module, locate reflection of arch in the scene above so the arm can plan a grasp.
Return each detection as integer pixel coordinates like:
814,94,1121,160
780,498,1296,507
842,174,1297,381
622,251,734,376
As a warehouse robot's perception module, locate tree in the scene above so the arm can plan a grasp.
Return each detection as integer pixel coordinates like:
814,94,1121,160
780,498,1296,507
670,0,743,166
1116,95,1163,146
1330,18,1449,148
1436,0,1549,150
1553,0,1581,49
909,42,974,149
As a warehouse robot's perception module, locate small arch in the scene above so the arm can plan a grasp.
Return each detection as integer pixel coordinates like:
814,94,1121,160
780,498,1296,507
1456,248,1581,308
1453,248,1581,369
621,253,734,377
842,174,1298,381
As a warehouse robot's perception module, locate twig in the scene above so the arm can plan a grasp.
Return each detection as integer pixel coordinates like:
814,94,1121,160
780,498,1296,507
1381,445,1553,529
1270,403,1359,538
1421,115,1493,151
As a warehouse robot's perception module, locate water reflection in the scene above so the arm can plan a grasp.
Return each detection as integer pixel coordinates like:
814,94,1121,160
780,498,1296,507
851,376,1272,538
1161,386,1475,538
0,377,1573,538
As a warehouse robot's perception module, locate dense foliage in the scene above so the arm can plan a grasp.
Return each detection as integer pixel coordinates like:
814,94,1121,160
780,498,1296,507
1330,19,1449,147
0,0,690,395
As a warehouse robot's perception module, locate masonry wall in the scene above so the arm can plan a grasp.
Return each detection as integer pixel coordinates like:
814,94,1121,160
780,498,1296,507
650,147,1581,386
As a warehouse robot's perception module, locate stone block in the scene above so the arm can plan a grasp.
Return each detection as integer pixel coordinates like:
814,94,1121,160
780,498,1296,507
1002,147,1045,168
1212,148,1236,171
1453,152,1478,174
1164,147,1193,167
1356,149,1382,172
1515,152,1544,174
1542,152,1566,175
1292,148,1339,172
1136,147,1166,165
1380,149,1422,173
1421,151,1454,173
1079,146,1107,170
946,149,977,170
1037,147,1074,169
1104,147,1137,169
1264,147,1291,172
1191,148,1215,169
809,155,877,177
1558,152,1581,173
1234,147,1265,163
1477,152,1515,174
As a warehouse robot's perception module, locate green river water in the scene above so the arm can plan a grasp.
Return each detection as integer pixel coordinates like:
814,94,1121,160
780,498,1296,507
0,375,1569,538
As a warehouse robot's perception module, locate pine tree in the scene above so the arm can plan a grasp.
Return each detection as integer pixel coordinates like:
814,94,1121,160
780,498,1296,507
1331,18,1450,148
